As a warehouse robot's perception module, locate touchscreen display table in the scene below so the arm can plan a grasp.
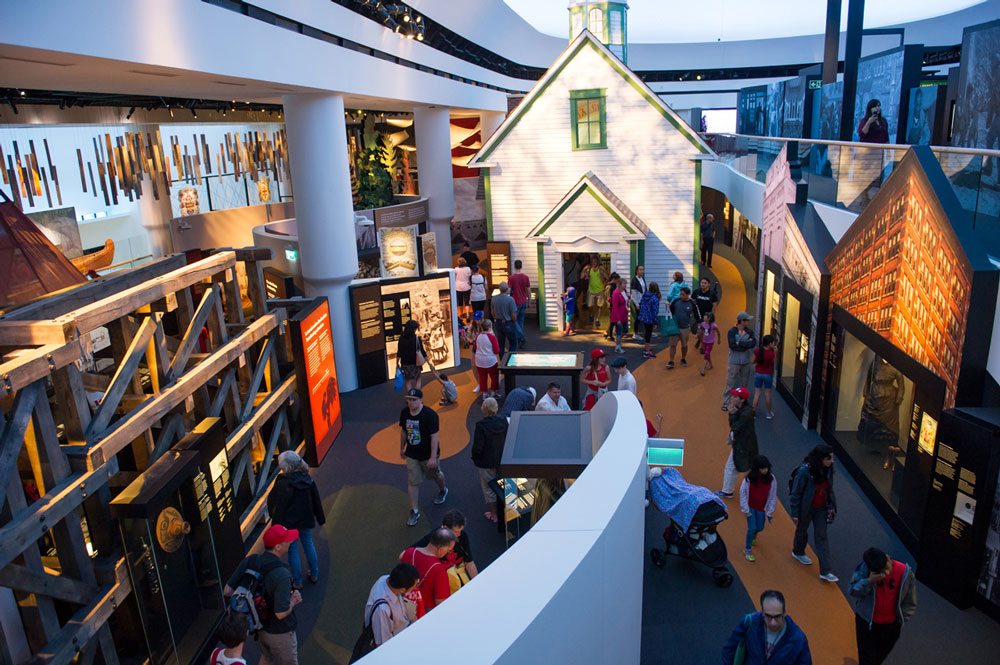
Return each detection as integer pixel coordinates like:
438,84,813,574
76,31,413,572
499,351,584,409
500,411,593,478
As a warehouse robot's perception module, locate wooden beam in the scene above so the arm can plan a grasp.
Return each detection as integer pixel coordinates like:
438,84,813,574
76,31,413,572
240,336,274,421
225,373,295,460
51,364,92,445
0,343,81,399
0,563,99,605
0,320,76,346
85,317,156,440
149,412,184,463
0,460,117,571
169,283,220,376
83,312,282,470
0,254,186,322
0,383,39,512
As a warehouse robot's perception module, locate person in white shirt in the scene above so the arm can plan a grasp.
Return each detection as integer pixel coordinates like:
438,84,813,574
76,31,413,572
363,563,420,648
612,357,637,395
535,382,571,412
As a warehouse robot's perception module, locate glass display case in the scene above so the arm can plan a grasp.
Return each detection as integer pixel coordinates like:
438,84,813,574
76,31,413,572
110,450,225,665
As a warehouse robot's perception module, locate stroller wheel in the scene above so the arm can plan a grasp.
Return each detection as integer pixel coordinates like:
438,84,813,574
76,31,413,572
712,569,734,588
650,548,665,568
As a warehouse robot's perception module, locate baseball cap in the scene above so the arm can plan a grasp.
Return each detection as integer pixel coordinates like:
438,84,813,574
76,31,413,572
406,388,423,399
263,524,299,548
590,348,606,359
473,310,484,321
736,312,753,321
611,357,627,368
729,387,750,400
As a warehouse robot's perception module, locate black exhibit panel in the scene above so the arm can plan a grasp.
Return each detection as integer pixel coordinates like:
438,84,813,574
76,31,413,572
500,411,593,479
349,281,388,388
918,408,1000,615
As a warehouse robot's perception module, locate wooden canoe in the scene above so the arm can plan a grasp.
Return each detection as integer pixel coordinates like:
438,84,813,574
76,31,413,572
70,238,115,274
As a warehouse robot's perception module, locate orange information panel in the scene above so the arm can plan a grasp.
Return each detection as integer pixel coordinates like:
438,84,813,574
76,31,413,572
290,298,342,466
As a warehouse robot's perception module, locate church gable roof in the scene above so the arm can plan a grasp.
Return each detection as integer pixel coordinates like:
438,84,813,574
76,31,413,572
469,30,713,165
527,172,649,240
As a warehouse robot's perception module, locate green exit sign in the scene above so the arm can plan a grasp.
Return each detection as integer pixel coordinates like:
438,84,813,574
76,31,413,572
808,79,822,89
285,247,298,261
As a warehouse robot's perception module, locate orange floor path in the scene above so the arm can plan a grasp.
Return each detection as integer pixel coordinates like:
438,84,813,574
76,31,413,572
633,256,857,664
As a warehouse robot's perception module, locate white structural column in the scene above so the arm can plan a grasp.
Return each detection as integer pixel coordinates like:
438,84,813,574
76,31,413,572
413,106,455,258
282,93,360,391
480,110,506,146
137,168,176,257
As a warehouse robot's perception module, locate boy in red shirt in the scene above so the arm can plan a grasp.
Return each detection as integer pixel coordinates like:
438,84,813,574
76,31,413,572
508,259,531,349
848,547,917,665
399,528,456,614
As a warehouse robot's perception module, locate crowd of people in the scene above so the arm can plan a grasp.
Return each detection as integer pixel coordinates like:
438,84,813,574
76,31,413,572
207,247,917,665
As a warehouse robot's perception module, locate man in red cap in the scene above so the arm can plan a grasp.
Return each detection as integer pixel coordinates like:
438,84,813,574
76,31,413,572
718,387,759,499
224,525,303,664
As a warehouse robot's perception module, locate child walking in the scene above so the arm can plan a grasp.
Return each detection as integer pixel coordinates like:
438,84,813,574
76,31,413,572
739,455,777,562
753,334,777,419
561,285,577,335
698,312,718,376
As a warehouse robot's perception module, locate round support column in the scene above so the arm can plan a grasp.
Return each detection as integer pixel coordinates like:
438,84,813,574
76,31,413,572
413,106,455,260
480,110,506,146
282,93,360,391
137,170,176,257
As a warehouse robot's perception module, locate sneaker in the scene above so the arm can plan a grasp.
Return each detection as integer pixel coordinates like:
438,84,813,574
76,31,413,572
819,572,840,583
472,385,480,394
615,346,625,354
721,405,729,411
744,549,755,562
642,351,656,359
407,510,420,526
434,488,449,505
700,368,706,376
292,581,303,590
634,336,645,343
792,552,813,565
666,361,675,369
766,412,775,420
308,573,319,584
716,490,734,498
680,359,687,367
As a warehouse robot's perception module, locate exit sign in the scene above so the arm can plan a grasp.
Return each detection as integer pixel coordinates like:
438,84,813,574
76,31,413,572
285,247,298,261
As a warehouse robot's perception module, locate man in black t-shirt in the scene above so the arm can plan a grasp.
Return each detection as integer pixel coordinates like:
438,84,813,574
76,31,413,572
399,389,448,527
410,510,479,580
459,242,480,270
693,277,719,321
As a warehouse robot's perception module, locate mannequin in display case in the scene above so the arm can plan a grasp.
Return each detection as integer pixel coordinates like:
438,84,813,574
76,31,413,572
858,356,905,470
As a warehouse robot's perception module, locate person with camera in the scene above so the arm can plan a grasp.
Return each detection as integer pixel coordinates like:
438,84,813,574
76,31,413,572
858,99,890,144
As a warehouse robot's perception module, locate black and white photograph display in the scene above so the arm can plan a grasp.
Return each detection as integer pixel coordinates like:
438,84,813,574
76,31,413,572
765,81,785,138
852,47,905,142
979,467,1000,607
906,85,941,145
782,76,806,139
737,86,766,136
819,81,843,141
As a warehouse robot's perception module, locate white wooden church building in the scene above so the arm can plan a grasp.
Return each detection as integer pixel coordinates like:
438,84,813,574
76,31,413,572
468,3,715,330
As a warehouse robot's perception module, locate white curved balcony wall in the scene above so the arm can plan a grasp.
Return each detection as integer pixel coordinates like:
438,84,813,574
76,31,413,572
358,390,647,664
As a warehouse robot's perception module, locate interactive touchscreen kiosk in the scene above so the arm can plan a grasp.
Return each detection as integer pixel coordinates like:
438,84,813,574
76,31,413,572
499,351,584,409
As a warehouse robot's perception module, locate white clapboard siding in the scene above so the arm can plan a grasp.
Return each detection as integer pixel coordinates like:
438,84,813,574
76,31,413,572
488,44,702,329
542,245,563,330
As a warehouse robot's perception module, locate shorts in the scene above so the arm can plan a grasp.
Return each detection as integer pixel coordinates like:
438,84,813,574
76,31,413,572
586,292,606,308
754,373,774,389
471,300,486,312
565,312,574,324
401,364,421,380
703,342,715,359
613,321,624,336
457,290,470,306
406,456,443,486
670,328,690,345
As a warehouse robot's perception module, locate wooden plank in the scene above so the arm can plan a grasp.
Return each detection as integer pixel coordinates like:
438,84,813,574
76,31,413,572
0,320,76,346
169,283,220,376
0,461,117,571
226,373,295,460
83,312,282,470
0,563,98,604
240,336,274,421
0,256,187,322
33,571,131,665
208,368,236,418
245,260,267,318
147,313,173,392
0,343,80,399
149,412,184,464
96,623,120,665
51,364,92,445
0,383,39,511
85,317,156,439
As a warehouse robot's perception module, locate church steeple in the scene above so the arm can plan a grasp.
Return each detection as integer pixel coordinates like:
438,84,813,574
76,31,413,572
568,1,628,63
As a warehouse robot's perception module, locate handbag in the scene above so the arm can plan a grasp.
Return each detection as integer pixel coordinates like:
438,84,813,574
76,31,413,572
661,314,680,338
349,599,388,663
393,367,404,393
826,504,837,524
446,563,471,594
733,613,752,665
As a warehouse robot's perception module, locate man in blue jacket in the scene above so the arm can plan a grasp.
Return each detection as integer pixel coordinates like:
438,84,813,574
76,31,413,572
722,590,812,665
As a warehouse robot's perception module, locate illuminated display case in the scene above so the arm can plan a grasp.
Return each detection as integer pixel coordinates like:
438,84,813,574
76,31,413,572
110,450,225,665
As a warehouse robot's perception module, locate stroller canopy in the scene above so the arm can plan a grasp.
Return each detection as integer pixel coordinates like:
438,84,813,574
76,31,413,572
650,467,726,532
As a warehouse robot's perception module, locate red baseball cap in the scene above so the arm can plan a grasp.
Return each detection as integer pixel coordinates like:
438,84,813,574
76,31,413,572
590,348,606,359
729,387,750,400
263,524,299,548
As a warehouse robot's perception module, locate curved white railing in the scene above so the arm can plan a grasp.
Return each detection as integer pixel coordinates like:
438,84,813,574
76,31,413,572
359,391,648,664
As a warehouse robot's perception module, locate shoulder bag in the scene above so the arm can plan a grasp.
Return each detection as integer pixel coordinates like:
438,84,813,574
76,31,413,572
349,598,389,663
733,613,752,665
402,550,442,622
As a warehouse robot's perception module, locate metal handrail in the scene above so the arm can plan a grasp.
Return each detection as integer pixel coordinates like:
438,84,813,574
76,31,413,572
704,133,1000,158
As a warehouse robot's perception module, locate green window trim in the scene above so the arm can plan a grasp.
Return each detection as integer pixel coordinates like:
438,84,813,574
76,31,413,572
536,243,548,330
570,89,607,151
693,161,702,283
532,183,639,237
484,170,494,241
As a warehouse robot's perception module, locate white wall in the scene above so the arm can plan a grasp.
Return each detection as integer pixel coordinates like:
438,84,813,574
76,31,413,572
358,390,647,664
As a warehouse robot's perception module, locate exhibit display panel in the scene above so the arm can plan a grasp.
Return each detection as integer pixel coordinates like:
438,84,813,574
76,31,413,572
760,258,781,340
499,351,584,409
290,298,343,467
778,280,814,412
823,306,946,549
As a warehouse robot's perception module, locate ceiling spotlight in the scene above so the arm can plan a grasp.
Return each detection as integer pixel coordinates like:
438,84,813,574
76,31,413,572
19,90,25,97
403,14,410,22
191,108,197,118
415,16,422,23
169,106,174,117
126,106,136,119
696,75,702,80
417,33,424,41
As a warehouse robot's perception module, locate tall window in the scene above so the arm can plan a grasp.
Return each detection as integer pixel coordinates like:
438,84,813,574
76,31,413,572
571,11,583,37
588,7,603,36
570,90,607,150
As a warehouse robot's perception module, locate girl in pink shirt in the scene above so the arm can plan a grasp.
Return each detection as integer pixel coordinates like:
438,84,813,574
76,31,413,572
698,312,718,376
610,279,629,354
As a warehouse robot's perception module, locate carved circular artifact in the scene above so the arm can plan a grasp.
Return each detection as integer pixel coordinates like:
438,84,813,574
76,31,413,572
155,506,191,553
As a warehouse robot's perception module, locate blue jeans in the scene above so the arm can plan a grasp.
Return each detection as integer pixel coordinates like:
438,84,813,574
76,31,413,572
287,527,318,585
497,321,517,357
745,509,766,550
515,303,528,343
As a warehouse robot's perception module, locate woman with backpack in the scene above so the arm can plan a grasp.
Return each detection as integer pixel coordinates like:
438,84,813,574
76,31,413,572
752,335,777,419
789,444,839,583
637,282,661,359
266,451,326,589
397,320,432,394
739,455,777,562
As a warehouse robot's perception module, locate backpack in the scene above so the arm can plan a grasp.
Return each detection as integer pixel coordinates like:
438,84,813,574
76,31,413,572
210,647,246,665
349,598,388,663
228,555,285,633
788,463,808,495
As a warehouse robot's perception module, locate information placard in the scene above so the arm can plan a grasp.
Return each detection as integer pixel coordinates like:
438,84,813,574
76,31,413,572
290,298,342,466
487,240,512,288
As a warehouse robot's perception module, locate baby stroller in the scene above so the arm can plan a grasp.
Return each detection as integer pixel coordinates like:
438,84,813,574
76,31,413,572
648,467,733,587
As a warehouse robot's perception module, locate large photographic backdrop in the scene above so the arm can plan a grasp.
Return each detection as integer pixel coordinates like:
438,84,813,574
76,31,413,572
852,47,905,142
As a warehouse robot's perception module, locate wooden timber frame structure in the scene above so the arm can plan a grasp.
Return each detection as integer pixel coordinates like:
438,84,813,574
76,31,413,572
0,248,304,665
